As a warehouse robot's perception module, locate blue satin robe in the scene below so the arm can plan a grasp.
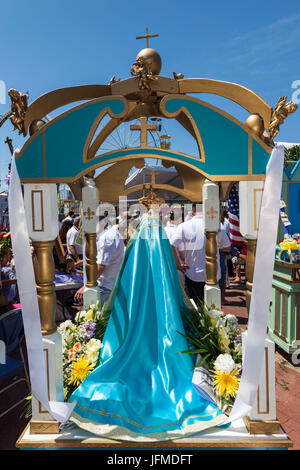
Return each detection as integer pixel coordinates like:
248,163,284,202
69,218,225,439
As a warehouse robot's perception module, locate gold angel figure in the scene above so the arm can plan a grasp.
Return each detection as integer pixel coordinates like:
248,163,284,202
8,88,29,135
130,56,156,91
138,189,165,210
269,96,298,140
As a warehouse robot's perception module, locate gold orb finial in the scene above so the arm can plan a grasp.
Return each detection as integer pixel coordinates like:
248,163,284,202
29,119,46,136
136,48,162,76
244,114,264,137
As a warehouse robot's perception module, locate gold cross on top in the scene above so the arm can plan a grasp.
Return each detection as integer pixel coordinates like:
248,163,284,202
146,170,160,186
130,117,157,147
5,136,13,155
136,27,159,48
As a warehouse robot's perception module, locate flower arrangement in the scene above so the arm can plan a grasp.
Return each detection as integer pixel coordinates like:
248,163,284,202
275,233,300,263
57,301,109,400
0,231,12,264
179,303,243,413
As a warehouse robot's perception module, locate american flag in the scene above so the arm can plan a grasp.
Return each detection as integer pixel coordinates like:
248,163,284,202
227,184,244,246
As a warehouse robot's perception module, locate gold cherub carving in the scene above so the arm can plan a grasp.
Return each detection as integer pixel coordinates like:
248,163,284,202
269,96,298,140
130,56,157,91
8,88,28,135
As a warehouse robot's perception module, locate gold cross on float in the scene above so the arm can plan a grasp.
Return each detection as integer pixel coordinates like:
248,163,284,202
206,206,218,219
130,117,158,147
146,169,160,187
136,27,159,48
83,207,95,221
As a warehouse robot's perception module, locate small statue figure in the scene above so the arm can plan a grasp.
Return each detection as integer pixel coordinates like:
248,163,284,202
173,72,184,80
269,96,298,140
8,88,28,135
109,76,121,85
138,188,165,209
130,56,156,91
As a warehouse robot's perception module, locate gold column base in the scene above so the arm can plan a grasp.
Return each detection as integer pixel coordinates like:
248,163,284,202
243,415,281,435
85,232,98,288
32,240,57,336
30,419,60,435
205,231,218,286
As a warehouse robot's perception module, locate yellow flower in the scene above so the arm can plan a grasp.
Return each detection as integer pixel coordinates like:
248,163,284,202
68,356,94,387
219,327,231,353
211,367,240,399
279,239,299,255
85,309,94,320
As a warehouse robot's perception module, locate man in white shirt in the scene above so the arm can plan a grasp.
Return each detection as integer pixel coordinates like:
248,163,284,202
62,210,75,224
96,223,125,307
66,217,83,262
164,211,177,239
170,206,230,305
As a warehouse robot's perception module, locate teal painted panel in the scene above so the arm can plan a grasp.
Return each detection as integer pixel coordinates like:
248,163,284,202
45,99,125,178
16,98,126,179
15,96,270,180
164,97,249,176
252,139,270,175
15,133,44,179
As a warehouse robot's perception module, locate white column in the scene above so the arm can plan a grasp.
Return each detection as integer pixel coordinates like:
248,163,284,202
239,181,264,240
242,332,277,424
202,180,221,309
81,177,100,310
23,183,63,425
239,181,264,311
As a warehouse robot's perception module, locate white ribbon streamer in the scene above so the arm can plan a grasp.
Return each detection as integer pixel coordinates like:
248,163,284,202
9,154,76,423
226,144,284,423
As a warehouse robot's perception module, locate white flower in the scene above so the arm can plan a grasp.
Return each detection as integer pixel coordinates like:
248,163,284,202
57,320,74,334
208,309,225,328
75,310,87,322
214,353,235,374
85,338,103,364
225,314,238,324
86,338,102,352
85,339,103,362
234,342,242,356
219,327,231,353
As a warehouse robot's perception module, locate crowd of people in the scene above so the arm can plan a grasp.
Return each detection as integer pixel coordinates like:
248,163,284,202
54,204,246,313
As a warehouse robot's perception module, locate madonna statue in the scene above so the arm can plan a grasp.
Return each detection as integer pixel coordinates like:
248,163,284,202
69,216,226,441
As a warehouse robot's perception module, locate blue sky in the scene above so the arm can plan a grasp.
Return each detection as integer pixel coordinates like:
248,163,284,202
0,0,300,190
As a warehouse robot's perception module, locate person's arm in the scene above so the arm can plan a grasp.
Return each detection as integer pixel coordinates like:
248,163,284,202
74,285,84,304
69,245,79,261
171,246,189,272
218,230,231,253
220,246,231,253
170,226,189,272
97,264,106,277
